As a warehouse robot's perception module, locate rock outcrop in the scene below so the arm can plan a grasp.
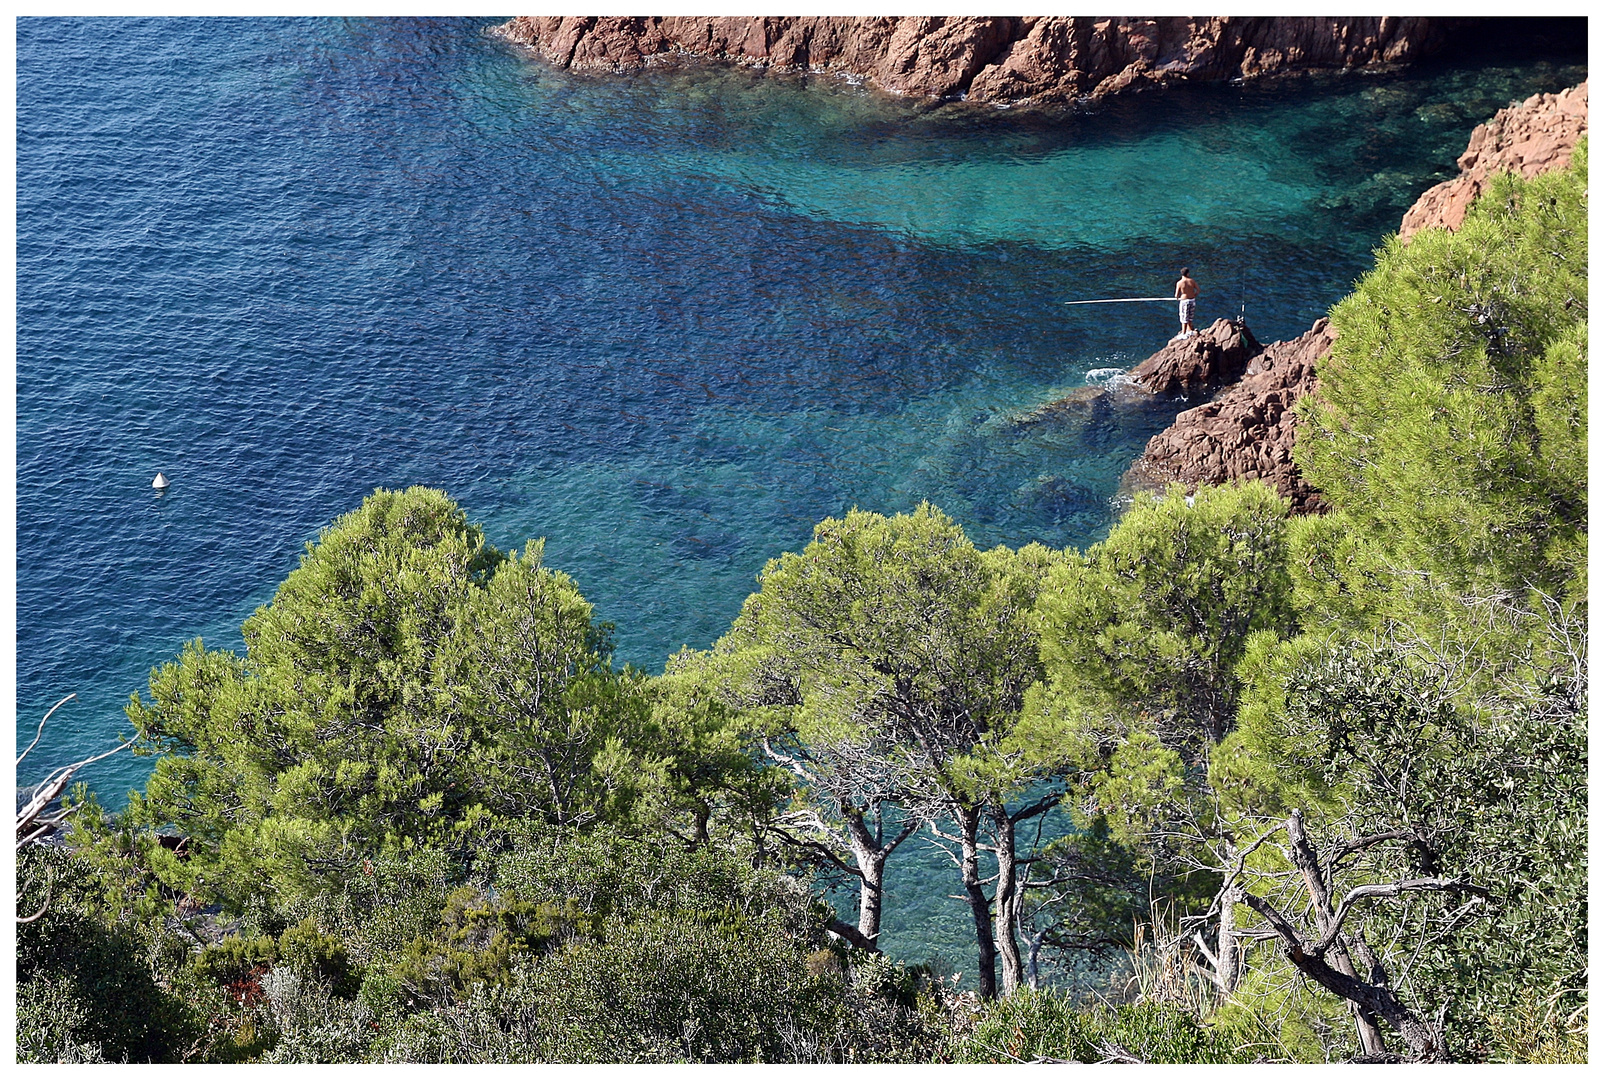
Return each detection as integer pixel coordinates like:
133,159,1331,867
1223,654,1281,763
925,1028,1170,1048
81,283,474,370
1126,77,1587,513
1400,80,1588,240
1009,317,1260,427
1126,318,1261,398
1124,319,1334,514
495,16,1499,105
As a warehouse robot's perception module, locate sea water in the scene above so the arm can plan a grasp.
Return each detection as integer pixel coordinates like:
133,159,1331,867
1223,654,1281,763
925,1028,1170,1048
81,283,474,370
14,16,1583,973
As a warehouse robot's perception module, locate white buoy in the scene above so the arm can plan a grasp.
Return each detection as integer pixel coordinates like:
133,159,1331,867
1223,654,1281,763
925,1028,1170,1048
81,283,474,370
152,472,170,490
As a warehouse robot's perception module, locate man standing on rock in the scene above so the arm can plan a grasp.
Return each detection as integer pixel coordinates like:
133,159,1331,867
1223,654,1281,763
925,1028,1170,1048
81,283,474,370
1174,267,1199,339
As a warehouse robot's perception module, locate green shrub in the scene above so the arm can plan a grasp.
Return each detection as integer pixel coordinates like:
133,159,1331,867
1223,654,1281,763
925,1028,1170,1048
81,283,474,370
519,910,832,1062
390,886,595,1004
278,918,359,997
1206,960,1346,1063
192,933,279,1002
16,976,108,1064
953,992,1261,1064
15,846,199,1062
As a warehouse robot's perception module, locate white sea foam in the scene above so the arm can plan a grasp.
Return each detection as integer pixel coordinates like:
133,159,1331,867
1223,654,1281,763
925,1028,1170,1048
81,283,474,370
1084,367,1124,382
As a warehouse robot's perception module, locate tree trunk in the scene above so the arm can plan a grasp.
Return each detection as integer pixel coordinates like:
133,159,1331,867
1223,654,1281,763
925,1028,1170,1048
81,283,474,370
955,805,998,999
842,803,918,948
1024,926,1045,990
991,802,1025,995
847,829,888,946
1217,872,1241,994
1286,811,1390,1059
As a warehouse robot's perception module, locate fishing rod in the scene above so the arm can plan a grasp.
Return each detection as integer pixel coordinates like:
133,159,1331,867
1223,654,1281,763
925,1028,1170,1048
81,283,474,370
1062,296,1175,305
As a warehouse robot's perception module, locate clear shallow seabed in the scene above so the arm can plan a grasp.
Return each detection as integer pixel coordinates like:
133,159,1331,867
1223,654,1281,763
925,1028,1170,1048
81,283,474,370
15,16,1584,974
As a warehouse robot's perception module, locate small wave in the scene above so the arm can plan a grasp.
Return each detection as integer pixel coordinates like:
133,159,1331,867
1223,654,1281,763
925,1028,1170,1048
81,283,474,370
1084,367,1124,382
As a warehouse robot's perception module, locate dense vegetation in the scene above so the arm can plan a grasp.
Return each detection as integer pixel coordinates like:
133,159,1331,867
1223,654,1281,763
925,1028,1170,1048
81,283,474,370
17,146,1585,1063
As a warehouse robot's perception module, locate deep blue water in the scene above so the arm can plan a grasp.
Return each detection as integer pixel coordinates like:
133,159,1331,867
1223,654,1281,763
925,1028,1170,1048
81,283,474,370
14,16,1583,971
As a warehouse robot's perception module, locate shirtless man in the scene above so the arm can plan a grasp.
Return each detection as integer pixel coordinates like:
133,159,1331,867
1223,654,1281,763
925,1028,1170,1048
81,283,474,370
1174,267,1199,338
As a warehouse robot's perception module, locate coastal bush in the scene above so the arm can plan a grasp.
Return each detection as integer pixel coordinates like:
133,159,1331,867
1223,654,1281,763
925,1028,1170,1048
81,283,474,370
15,977,108,1064
331,824,921,1063
15,845,198,1063
191,932,279,997
368,921,949,1064
389,887,595,1005
950,992,1260,1064
517,910,833,1062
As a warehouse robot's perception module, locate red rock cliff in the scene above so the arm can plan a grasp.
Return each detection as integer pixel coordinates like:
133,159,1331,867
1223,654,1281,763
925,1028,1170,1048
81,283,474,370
494,16,1473,104
1400,80,1588,240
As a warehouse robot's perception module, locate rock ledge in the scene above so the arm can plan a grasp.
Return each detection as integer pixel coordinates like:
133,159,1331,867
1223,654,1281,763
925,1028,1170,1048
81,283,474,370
1123,319,1333,514
495,16,1491,106
1400,80,1588,240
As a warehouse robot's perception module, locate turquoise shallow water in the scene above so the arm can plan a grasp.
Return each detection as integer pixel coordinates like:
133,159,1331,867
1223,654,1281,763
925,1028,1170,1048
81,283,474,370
14,16,1584,973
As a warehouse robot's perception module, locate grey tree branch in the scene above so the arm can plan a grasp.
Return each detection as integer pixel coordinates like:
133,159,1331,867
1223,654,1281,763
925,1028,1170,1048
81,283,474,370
16,693,77,767
1316,878,1489,957
17,722,132,849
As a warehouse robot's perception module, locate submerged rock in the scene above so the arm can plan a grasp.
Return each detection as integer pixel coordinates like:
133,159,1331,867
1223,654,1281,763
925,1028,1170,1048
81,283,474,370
1009,385,1114,427
1013,473,1107,529
1401,80,1588,241
1124,318,1334,514
492,16,1542,106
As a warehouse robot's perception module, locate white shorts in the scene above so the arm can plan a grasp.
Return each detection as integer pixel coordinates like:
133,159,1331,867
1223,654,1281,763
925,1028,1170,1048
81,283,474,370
1179,298,1197,324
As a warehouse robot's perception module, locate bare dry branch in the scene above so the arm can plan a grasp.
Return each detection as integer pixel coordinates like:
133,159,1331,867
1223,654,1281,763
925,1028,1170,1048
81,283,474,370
1316,878,1489,956
17,724,132,848
16,693,78,768
1325,829,1413,868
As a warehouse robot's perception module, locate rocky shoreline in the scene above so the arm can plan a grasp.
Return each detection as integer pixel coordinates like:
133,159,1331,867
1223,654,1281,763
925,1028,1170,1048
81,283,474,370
493,16,1577,107
1400,80,1589,241
494,17,1586,519
1113,79,1587,513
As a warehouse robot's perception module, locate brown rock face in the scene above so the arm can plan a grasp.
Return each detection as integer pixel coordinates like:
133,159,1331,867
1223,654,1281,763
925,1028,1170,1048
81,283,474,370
1125,77,1587,514
1126,318,1262,398
1125,319,1335,514
494,16,1475,104
1400,80,1588,240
